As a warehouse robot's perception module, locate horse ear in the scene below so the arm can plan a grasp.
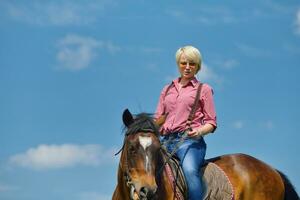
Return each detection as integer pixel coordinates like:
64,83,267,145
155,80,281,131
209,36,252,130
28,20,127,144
123,109,134,127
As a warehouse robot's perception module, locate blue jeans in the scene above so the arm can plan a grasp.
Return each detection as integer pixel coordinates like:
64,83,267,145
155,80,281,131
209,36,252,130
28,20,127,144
161,133,206,200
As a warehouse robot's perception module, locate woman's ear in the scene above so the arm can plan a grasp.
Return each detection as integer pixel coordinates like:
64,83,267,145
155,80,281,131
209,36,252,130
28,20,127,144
122,109,134,127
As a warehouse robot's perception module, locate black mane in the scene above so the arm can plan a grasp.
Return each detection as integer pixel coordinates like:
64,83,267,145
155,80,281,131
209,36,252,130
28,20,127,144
125,113,160,137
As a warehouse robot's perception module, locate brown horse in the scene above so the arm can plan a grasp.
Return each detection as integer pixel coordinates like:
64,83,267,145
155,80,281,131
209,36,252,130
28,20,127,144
112,109,299,200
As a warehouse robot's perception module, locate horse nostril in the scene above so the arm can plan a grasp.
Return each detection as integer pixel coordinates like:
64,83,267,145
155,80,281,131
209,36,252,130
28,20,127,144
139,186,157,199
151,186,157,195
139,187,149,198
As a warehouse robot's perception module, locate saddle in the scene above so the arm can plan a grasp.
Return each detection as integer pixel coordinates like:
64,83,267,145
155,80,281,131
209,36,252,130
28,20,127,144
161,148,234,200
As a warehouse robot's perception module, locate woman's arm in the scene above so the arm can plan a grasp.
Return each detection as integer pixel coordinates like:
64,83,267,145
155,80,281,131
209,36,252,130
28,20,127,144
187,123,215,138
187,84,217,138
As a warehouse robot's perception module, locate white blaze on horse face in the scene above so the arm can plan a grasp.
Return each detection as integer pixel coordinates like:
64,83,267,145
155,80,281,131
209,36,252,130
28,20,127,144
145,155,150,172
138,136,152,172
138,136,152,150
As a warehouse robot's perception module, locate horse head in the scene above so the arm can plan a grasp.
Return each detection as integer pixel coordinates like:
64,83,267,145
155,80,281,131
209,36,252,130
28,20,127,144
120,109,162,200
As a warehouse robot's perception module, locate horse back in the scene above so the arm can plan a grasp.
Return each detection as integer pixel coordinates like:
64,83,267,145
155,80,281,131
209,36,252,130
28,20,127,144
207,153,285,200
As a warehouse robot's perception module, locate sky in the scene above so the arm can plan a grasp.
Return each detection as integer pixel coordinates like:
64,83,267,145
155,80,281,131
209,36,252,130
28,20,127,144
0,0,300,199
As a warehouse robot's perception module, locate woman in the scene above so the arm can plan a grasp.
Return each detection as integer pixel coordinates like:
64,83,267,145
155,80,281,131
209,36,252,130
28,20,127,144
155,45,217,200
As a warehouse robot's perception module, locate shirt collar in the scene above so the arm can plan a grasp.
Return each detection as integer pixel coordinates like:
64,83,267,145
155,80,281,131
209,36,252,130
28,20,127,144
190,77,199,87
173,77,199,88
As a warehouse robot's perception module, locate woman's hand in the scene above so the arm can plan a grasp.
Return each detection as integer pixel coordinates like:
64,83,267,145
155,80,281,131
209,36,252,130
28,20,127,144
187,128,202,138
186,124,215,138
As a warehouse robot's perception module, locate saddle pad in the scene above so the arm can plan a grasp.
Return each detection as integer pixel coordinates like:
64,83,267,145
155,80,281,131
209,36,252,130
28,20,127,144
161,147,187,200
165,163,185,200
201,162,234,200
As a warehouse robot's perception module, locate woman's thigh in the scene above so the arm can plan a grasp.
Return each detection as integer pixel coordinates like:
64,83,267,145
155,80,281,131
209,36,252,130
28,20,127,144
176,139,206,172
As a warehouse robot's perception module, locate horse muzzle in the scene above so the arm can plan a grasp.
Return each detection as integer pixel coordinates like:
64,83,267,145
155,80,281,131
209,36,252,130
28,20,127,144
138,185,157,200
130,184,157,200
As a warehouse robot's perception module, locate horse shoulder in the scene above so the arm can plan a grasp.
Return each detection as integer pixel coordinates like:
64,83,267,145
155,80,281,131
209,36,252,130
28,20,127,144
207,153,284,200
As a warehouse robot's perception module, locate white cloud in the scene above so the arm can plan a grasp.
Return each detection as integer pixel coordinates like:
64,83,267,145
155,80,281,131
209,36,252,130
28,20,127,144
166,6,237,25
0,183,19,192
5,0,115,26
197,63,223,84
261,120,274,130
221,59,239,70
106,41,122,54
165,9,185,18
145,63,159,72
295,9,300,35
56,34,103,71
196,6,236,25
164,73,177,83
141,47,163,54
212,58,239,70
283,43,300,55
9,144,117,170
236,43,271,57
79,192,110,200
263,0,293,14
232,120,244,129
56,34,120,71
167,3,295,26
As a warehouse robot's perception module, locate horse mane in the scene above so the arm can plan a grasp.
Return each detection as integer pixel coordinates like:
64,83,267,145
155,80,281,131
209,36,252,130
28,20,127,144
125,113,160,137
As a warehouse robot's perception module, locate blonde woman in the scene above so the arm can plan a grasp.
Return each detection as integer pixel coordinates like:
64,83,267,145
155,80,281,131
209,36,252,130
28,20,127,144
155,46,217,200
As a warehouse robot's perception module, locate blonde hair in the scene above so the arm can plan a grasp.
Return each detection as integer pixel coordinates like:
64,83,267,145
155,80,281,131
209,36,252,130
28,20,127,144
175,45,202,72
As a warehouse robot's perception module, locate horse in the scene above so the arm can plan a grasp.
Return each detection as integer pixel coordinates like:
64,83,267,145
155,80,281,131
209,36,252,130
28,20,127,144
112,109,299,200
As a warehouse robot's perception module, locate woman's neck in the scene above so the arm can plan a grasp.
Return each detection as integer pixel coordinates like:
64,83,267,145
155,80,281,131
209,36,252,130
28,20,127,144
179,77,194,87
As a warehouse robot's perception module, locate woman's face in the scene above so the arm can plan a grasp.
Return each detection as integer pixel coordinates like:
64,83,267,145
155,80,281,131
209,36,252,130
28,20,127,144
178,54,198,80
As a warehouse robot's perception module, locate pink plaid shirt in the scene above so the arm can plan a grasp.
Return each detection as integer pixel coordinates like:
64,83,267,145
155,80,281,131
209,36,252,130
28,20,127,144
155,77,217,135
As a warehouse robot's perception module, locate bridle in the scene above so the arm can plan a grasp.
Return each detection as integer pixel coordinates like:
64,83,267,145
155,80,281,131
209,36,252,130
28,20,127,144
123,155,137,200
117,128,159,200
116,134,138,200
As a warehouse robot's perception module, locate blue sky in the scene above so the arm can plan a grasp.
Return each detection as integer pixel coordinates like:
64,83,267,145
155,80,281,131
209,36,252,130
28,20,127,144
1,0,300,199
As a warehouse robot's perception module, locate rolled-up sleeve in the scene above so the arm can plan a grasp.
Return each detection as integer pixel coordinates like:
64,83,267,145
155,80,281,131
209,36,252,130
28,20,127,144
201,86,217,131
